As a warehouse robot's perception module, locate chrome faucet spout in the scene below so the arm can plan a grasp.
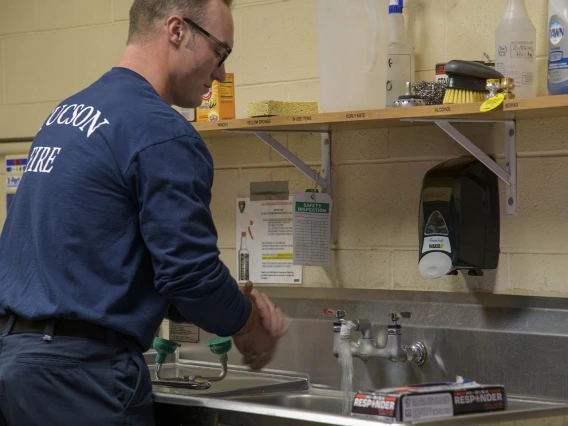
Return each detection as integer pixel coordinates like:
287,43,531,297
353,319,372,339
327,309,427,365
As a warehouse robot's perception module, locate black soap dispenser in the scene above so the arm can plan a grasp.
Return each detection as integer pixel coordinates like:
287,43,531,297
418,158,500,278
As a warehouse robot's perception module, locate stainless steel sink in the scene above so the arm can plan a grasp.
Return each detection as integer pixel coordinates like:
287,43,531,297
227,388,568,415
155,385,568,426
148,353,568,425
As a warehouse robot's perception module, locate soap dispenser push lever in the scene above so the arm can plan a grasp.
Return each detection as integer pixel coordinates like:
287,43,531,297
324,309,426,365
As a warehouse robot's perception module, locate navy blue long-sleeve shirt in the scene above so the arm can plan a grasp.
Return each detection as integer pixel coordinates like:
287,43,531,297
0,67,251,350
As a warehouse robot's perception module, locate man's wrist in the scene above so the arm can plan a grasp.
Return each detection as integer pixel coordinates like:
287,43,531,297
234,299,260,336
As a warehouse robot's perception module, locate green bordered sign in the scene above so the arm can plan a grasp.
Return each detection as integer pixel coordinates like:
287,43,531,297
292,192,333,267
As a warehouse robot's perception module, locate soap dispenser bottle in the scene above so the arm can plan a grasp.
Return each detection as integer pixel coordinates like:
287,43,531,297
418,158,500,279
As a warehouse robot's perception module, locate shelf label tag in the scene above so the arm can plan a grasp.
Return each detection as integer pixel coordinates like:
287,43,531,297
480,93,505,112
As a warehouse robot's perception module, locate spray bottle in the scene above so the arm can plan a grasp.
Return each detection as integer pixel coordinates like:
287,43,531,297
386,0,415,107
495,0,537,98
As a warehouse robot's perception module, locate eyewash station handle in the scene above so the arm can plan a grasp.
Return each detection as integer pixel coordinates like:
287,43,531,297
151,336,232,390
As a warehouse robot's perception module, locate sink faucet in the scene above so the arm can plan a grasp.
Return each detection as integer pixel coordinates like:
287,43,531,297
324,309,427,365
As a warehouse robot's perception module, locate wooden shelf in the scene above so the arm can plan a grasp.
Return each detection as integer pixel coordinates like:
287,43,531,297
193,94,568,137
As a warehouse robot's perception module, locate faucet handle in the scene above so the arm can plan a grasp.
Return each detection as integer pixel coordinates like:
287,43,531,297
323,308,346,320
390,312,412,324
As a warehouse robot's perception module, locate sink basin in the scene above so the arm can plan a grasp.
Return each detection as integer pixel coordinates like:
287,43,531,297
227,389,345,414
149,361,309,397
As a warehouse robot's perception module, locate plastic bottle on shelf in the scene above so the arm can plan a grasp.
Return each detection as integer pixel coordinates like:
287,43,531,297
386,0,415,107
548,0,568,95
495,0,537,98
317,0,388,112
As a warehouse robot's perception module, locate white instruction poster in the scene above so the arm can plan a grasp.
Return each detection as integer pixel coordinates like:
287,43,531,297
236,198,302,284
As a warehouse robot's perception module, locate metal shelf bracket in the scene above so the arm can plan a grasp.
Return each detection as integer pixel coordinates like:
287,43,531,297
227,117,516,213
401,118,517,214
226,130,332,193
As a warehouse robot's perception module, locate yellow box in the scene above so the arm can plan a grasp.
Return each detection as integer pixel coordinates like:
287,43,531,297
197,73,235,122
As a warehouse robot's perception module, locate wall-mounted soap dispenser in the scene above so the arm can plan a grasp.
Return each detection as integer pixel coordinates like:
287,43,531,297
418,158,500,279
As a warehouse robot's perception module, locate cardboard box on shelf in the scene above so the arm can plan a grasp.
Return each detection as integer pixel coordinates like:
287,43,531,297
197,73,235,122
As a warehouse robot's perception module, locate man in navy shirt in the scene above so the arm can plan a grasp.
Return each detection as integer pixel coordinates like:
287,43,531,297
0,0,289,424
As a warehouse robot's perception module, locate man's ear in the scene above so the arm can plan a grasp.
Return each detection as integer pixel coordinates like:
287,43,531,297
166,15,185,45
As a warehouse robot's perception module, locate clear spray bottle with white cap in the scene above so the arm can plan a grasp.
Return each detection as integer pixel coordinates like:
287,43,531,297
495,0,537,98
386,0,415,107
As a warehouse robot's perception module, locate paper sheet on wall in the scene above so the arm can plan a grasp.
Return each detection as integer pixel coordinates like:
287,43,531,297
5,155,28,214
292,191,332,267
236,198,302,284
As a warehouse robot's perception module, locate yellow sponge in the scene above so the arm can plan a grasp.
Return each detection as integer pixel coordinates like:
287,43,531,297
247,100,318,117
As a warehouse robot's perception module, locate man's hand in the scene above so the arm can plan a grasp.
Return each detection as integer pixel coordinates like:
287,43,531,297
242,281,290,338
232,281,291,371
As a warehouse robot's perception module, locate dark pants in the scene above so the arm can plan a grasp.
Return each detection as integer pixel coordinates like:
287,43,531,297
0,317,154,426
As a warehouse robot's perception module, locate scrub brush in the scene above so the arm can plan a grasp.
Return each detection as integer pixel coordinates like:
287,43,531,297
442,60,503,104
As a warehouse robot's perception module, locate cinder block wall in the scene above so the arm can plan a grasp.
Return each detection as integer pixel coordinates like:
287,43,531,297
2,0,567,297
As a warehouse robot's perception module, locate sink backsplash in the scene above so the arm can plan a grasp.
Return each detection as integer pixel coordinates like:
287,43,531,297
171,288,568,400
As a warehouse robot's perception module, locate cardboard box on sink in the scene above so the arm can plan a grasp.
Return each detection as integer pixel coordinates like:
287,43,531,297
351,381,506,422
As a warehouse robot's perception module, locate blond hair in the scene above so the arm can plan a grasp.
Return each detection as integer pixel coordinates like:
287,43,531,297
127,0,233,43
